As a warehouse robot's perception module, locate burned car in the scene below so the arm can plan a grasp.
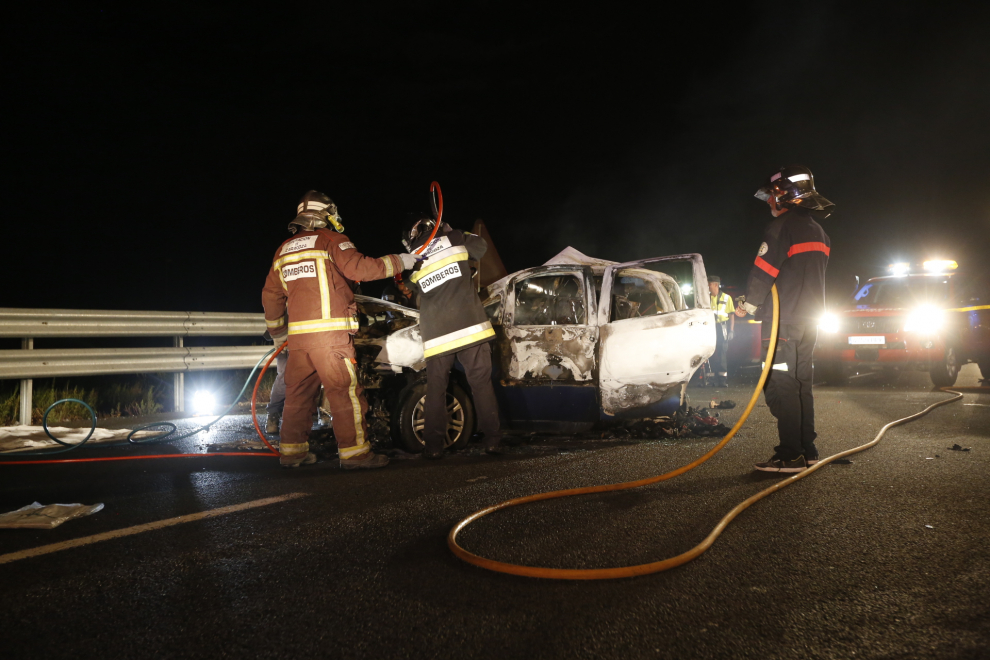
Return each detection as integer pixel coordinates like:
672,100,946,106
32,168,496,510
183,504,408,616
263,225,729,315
350,248,716,452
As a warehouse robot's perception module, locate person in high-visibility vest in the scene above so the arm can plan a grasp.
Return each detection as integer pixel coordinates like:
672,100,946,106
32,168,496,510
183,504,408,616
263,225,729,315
708,276,735,387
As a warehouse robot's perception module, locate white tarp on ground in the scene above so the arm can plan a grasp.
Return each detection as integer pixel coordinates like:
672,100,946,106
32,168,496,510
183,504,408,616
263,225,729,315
0,425,157,453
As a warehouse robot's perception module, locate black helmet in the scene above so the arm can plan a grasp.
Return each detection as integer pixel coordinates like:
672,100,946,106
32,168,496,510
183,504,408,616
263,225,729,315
401,211,437,253
288,190,344,235
754,165,834,216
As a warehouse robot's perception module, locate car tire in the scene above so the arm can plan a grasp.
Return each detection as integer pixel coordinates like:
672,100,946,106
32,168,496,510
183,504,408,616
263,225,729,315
929,345,960,388
391,380,475,453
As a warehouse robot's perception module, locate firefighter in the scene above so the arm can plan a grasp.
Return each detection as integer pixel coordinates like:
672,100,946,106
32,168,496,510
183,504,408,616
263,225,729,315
403,212,503,459
735,165,833,473
381,274,416,308
262,191,418,468
707,276,735,388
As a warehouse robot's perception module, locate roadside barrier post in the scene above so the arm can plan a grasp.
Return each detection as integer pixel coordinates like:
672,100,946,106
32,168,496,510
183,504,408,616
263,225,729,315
173,337,184,413
19,338,33,425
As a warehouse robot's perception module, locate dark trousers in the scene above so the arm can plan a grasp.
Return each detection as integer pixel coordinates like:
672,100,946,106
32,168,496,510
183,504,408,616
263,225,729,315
761,323,818,460
425,342,501,452
712,323,729,376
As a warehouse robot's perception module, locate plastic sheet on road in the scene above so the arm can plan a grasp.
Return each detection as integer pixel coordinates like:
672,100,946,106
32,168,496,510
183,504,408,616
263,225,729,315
0,502,104,529
0,425,157,453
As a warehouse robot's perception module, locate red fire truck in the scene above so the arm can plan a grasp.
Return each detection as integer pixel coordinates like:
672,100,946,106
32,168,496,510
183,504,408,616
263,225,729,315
815,260,989,387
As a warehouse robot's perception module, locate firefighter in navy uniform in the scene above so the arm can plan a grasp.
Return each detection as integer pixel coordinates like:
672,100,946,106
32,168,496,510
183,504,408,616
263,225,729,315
403,213,503,459
262,191,418,468
735,165,832,473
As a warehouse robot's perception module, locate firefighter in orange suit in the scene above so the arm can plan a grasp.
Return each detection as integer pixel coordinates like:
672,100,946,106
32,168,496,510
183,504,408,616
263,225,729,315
262,191,418,468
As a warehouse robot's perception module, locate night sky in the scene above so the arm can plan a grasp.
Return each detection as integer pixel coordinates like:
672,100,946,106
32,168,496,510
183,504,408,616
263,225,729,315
5,3,989,314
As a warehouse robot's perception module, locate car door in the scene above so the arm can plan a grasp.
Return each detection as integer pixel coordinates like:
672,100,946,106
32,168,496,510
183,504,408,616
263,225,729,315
597,254,715,416
493,265,600,428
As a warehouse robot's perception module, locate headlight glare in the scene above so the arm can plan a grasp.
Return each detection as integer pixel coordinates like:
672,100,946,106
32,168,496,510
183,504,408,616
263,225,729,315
819,312,840,333
902,306,943,334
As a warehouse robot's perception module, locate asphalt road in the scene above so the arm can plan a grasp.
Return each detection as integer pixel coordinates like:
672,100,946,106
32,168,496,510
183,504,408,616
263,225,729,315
1,365,987,660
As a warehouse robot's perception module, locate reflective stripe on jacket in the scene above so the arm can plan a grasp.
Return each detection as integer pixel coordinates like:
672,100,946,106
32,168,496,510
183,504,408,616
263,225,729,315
411,229,494,360
262,229,404,349
744,208,831,325
710,291,735,323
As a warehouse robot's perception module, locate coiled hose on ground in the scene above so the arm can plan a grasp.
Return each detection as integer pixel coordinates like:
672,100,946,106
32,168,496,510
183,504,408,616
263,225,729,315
448,284,984,579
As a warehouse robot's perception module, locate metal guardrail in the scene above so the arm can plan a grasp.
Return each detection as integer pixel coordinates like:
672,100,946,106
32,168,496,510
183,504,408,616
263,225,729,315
0,346,271,379
0,308,266,338
0,308,269,425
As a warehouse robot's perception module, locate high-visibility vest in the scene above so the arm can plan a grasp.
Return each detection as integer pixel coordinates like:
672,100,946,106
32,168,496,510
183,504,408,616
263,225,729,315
710,291,735,323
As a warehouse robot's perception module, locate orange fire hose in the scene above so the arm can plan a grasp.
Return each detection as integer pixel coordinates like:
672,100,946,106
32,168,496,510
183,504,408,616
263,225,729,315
413,181,444,255
250,340,286,453
448,285,983,579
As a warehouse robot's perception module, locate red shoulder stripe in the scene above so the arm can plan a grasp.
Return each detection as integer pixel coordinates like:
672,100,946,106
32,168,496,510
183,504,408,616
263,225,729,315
754,256,779,277
787,242,831,257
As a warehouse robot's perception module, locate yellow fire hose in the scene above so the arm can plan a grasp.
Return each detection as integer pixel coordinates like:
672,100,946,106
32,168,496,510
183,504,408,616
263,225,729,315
448,284,982,579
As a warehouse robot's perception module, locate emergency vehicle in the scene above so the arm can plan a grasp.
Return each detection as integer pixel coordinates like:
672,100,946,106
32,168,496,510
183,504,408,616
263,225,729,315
815,260,990,387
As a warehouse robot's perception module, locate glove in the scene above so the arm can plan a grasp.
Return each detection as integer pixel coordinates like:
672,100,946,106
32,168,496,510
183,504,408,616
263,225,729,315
727,330,734,341
398,252,419,271
270,330,288,345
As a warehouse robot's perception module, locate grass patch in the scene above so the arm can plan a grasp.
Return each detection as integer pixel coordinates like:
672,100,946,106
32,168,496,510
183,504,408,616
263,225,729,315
0,368,277,426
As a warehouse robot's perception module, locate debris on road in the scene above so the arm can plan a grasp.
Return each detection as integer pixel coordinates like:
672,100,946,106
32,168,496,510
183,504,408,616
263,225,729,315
466,476,488,482
209,439,273,452
709,399,737,409
0,502,104,530
925,525,934,529
596,407,732,440
948,444,971,452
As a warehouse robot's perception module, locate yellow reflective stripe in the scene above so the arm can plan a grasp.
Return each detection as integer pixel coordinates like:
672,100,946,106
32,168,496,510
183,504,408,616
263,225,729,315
317,259,331,319
266,317,285,329
424,321,492,350
274,250,330,270
423,326,496,358
381,255,394,278
339,442,370,459
288,318,359,334
946,305,990,312
343,357,366,450
277,266,288,291
280,442,309,454
409,251,469,284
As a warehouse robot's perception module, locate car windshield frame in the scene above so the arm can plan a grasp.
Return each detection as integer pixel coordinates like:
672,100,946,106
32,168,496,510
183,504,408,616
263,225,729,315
852,275,952,308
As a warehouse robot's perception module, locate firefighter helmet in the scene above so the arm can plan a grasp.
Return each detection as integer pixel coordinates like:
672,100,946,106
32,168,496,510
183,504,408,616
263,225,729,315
288,190,344,235
754,165,834,216
401,211,437,253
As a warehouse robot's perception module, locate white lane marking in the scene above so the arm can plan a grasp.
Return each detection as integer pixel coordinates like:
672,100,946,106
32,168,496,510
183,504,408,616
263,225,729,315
0,492,309,565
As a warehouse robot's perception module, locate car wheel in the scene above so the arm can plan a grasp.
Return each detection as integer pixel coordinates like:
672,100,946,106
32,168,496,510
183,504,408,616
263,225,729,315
392,380,475,453
929,345,959,388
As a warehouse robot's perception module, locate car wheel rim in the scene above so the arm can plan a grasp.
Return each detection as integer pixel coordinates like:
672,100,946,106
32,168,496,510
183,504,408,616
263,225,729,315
411,393,465,448
946,348,958,377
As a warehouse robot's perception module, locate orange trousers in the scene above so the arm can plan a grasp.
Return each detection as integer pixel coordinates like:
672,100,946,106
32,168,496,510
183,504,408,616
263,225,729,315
280,342,370,460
